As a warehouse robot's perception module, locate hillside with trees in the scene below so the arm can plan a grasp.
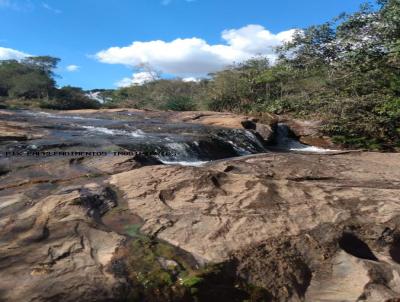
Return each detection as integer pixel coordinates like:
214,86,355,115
0,56,100,110
103,0,399,150
0,0,398,150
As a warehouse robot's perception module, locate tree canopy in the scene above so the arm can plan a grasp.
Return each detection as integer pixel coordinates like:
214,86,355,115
0,56,59,99
0,56,101,110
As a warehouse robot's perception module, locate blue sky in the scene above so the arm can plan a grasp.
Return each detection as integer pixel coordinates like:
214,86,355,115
0,0,369,90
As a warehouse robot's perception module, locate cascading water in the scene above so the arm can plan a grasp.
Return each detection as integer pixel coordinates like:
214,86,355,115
152,129,267,165
2,110,269,166
156,142,209,166
271,123,336,153
1,110,341,168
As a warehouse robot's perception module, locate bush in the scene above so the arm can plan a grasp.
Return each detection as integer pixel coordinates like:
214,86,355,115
41,86,100,110
160,96,197,111
321,97,400,149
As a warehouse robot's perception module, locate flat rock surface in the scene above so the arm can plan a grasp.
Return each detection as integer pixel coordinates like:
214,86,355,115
0,119,47,141
1,110,400,301
109,152,400,301
2,150,400,301
0,182,125,302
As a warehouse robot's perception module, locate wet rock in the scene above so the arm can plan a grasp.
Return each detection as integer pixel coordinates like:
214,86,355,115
172,111,275,143
157,257,179,271
0,120,46,141
75,185,118,218
0,161,10,176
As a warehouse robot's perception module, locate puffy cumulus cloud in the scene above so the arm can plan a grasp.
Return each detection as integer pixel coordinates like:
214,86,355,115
222,25,295,54
116,72,155,87
97,38,234,76
0,46,30,60
96,24,296,80
66,64,80,72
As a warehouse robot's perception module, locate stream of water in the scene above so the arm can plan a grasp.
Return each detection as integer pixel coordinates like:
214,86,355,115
0,110,335,166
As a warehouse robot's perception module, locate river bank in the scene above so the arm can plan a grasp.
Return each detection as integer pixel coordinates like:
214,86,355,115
1,109,399,302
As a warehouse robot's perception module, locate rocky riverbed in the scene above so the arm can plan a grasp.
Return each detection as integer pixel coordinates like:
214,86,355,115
1,109,400,302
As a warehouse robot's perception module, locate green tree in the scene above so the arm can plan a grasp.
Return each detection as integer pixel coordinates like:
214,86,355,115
42,86,100,110
206,58,271,112
0,56,59,99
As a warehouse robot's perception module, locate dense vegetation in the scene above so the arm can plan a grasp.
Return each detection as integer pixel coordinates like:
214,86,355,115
0,0,398,149
106,79,204,111
268,0,400,149
0,57,99,110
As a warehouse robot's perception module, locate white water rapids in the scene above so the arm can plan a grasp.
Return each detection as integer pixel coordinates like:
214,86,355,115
9,111,338,167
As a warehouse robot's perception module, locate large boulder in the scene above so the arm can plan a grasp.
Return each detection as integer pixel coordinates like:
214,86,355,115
283,118,336,148
172,111,275,143
109,152,400,301
2,150,400,301
0,183,126,302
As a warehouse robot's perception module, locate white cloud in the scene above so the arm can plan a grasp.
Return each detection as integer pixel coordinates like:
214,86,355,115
221,25,294,53
116,72,155,87
41,2,61,14
96,24,296,81
0,46,30,60
66,64,80,72
182,77,199,82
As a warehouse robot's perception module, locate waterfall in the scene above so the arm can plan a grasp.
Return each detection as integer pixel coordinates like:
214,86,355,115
273,123,336,153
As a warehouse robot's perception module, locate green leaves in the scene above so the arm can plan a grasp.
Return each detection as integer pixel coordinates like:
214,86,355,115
161,97,196,111
109,79,205,111
0,56,59,99
42,86,100,110
268,0,400,149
